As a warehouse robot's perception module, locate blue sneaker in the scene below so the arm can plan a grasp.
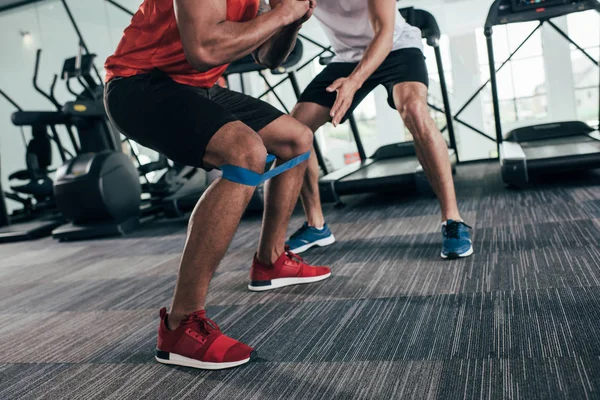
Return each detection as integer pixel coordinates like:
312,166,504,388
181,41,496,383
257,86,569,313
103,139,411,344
441,220,473,259
286,222,336,254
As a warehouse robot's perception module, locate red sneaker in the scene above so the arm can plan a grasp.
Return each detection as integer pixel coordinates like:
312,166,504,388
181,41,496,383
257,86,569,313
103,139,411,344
155,307,253,370
248,246,331,291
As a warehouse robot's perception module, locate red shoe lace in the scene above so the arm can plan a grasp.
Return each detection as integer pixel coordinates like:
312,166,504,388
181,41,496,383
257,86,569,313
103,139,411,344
188,312,221,335
284,245,306,264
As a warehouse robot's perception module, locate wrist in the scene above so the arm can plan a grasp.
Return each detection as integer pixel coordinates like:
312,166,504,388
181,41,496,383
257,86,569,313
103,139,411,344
272,6,293,26
348,74,366,88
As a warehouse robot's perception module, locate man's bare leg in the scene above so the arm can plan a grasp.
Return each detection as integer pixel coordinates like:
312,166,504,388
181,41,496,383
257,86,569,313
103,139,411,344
254,115,315,262
289,103,331,228
393,82,461,222
168,121,267,328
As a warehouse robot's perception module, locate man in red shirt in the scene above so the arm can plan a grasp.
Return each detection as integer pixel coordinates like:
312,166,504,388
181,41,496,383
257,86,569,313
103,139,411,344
104,0,330,370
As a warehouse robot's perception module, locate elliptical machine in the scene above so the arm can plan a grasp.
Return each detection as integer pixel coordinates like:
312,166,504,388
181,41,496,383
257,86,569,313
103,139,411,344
0,51,75,243
51,46,141,241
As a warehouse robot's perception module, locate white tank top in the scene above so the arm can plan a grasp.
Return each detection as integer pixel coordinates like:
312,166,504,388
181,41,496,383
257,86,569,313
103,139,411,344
312,0,424,63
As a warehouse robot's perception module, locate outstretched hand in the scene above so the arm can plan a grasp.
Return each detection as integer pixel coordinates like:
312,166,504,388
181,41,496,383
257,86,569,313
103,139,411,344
327,77,360,127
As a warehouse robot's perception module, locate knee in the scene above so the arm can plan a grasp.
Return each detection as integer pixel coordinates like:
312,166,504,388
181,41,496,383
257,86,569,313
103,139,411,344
398,98,433,139
227,136,268,174
278,125,313,161
398,97,428,123
294,125,314,155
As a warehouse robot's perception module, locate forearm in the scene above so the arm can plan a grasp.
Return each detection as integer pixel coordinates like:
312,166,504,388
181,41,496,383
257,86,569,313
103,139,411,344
177,8,289,71
255,22,302,69
348,32,393,86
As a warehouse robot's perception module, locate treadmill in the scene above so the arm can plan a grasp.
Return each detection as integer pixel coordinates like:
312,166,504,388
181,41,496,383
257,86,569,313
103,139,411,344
318,7,459,203
485,0,600,186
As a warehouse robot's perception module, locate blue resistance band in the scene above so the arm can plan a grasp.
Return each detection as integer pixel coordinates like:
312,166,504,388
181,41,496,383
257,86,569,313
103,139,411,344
220,151,310,186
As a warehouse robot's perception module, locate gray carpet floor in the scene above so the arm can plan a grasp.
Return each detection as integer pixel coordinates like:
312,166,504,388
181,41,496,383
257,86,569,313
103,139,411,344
1,161,600,400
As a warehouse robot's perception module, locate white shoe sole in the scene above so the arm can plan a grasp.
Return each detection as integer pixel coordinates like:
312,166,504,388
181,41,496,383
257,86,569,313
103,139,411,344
155,352,250,370
289,235,336,254
440,245,474,259
248,272,331,292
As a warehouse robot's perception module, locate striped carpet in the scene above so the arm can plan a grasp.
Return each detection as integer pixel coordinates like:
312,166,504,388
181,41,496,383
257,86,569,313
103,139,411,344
1,161,600,400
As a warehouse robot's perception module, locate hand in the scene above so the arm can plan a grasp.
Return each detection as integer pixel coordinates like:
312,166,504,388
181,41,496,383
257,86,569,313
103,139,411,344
276,0,310,25
300,0,316,23
326,77,361,127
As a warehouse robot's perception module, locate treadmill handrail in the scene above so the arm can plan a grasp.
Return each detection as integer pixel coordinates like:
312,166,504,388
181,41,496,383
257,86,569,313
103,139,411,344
485,0,600,29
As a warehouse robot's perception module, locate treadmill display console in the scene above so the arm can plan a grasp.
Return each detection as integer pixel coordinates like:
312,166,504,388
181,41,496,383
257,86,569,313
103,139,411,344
511,0,567,12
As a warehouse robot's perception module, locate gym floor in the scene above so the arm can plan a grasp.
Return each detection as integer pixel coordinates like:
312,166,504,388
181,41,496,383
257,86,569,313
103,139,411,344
1,161,600,400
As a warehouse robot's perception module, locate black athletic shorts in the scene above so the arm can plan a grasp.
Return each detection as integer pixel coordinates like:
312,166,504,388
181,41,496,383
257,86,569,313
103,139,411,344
104,69,283,169
298,47,429,123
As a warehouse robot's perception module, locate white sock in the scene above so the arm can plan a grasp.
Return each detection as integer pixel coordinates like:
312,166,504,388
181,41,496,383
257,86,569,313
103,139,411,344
312,225,324,230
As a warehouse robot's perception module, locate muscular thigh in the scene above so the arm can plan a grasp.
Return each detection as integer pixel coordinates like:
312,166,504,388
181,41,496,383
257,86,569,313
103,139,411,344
105,70,237,169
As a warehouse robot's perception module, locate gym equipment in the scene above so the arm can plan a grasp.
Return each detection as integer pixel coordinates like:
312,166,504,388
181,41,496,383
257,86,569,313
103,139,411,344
221,152,310,186
484,0,600,187
0,54,74,243
317,7,458,204
51,46,142,241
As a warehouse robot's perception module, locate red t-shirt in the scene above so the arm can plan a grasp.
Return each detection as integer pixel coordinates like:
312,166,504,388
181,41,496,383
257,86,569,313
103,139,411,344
105,0,260,88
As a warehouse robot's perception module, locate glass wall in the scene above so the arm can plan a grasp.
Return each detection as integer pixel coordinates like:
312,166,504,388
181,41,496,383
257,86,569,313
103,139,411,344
476,22,548,135
567,10,600,127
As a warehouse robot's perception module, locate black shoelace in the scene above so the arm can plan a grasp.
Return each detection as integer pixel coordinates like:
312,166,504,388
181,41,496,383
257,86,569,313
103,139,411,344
444,221,472,239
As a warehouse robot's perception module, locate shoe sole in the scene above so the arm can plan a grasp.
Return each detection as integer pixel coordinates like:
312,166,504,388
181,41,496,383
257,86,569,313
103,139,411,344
288,235,336,254
155,351,250,370
248,272,331,292
441,245,474,260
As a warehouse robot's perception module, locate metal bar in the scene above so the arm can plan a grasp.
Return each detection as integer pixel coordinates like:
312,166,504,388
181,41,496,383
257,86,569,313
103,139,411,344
348,115,367,162
49,125,69,161
298,34,333,53
296,48,331,72
431,102,496,143
65,125,80,155
66,80,79,98
257,49,329,99
0,88,22,111
287,71,302,98
33,50,62,110
486,27,503,149
61,0,104,86
257,76,289,99
455,116,497,142
434,46,459,162
258,71,290,114
440,22,543,132
105,0,134,16
0,0,43,14
547,20,599,66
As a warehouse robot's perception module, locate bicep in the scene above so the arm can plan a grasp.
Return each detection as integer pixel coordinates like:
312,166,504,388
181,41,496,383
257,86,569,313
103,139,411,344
368,0,397,35
174,0,227,55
